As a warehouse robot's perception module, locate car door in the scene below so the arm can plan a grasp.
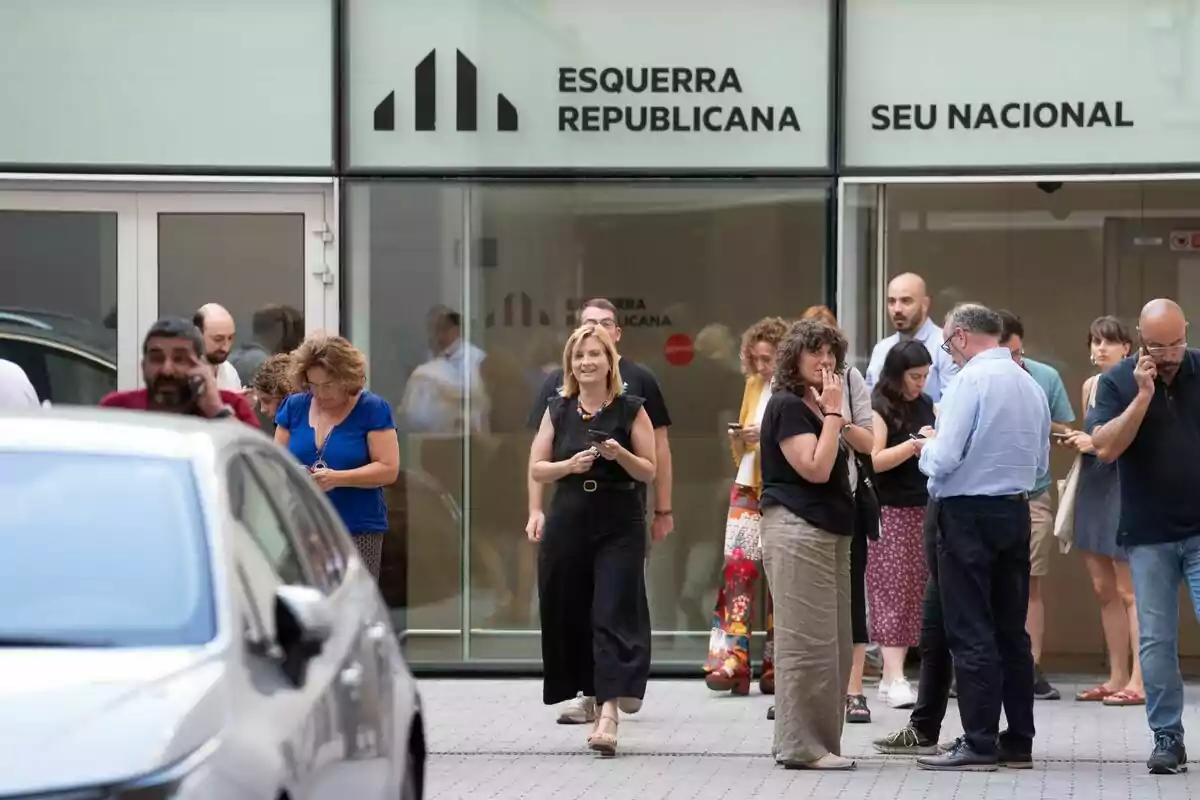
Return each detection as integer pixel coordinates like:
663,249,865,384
0,334,115,404
243,446,396,798
226,452,368,800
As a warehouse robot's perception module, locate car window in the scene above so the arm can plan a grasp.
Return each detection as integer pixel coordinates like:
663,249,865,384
0,336,115,405
227,455,308,587
0,451,215,647
246,448,348,591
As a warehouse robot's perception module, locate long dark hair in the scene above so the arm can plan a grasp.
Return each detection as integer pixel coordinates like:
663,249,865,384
872,340,933,432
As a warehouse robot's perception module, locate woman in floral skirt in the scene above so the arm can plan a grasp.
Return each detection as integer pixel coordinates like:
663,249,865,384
704,317,789,695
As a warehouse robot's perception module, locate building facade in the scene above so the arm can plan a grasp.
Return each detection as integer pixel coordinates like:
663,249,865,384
5,0,1200,671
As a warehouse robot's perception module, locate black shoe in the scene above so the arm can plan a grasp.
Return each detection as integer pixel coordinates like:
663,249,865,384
767,704,775,721
1033,668,1061,700
916,739,999,771
873,725,937,755
845,694,871,724
997,730,1033,769
1148,733,1188,775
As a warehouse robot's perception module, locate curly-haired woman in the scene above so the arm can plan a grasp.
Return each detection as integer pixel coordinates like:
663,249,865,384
274,334,400,578
760,318,856,771
704,316,789,696
251,353,296,421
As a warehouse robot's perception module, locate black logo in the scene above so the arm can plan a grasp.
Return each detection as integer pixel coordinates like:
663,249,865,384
374,49,519,133
486,293,551,328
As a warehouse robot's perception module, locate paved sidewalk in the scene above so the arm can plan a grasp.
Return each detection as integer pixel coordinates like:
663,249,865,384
420,677,1200,799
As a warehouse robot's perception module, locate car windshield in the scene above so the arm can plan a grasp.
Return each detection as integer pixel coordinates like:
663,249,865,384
0,451,216,647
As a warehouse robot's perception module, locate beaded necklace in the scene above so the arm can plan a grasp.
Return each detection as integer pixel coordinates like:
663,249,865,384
576,397,608,421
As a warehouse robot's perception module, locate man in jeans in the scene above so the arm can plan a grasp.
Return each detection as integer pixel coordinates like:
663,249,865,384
1088,298,1200,775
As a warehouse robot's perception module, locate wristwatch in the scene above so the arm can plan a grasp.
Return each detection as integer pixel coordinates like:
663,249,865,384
212,405,235,419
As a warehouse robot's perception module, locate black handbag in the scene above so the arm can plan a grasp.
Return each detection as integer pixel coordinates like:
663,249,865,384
853,451,882,542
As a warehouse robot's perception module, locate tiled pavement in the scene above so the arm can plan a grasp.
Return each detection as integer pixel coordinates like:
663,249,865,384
420,677,1200,799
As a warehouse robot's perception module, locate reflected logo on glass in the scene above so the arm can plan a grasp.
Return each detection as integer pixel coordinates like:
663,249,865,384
486,292,551,328
373,49,519,133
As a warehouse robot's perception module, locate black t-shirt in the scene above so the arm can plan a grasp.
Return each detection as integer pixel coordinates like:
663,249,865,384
874,395,936,508
547,393,645,484
759,390,854,536
526,358,671,430
1085,348,1200,547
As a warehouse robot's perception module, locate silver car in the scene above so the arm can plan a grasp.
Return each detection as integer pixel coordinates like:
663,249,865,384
0,407,426,799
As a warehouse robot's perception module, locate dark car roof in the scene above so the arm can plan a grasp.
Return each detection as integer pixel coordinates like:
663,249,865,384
0,308,116,367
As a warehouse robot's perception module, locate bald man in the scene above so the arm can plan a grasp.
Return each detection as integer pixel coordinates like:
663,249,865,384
193,303,243,391
1087,299,1197,775
865,273,958,402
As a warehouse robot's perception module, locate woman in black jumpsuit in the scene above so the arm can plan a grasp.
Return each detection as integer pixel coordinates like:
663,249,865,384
529,323,657,757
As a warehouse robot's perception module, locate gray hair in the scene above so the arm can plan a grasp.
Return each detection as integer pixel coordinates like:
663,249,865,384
944,303,1003,336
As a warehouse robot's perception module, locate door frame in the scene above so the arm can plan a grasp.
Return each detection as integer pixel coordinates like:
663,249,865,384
0,177,336,390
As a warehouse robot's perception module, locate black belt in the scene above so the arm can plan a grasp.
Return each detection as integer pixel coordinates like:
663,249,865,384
942,492,1029,502
561,479,638,493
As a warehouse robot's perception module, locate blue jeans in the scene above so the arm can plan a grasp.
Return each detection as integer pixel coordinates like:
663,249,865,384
1128,536,1200,741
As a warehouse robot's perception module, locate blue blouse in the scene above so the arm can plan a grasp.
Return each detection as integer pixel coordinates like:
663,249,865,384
276,391,395,534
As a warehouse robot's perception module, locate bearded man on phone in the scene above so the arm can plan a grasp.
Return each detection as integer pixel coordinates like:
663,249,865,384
1088,298,1200,776
99,316,259,427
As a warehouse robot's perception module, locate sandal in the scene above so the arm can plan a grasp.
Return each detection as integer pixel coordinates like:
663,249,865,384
845,694,872,724
588,710,619,757
1075,684,1117,702
1102,689,1146,706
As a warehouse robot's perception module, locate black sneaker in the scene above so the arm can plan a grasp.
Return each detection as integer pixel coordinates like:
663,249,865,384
916,738,999,771
845,694,871,724
1148,733,1188,775
1033,668,1061,700
873,725,938,755
997,730,1033,769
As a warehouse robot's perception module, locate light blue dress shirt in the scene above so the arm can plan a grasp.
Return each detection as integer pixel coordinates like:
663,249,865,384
918,347,1051,500
865,316,960,402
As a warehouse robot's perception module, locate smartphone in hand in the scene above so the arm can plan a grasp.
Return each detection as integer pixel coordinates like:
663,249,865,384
587,428,609,443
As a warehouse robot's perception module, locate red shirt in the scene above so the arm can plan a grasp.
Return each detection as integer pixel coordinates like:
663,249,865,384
99,388,260,428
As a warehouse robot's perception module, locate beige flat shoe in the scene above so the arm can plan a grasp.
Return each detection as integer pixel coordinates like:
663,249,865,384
782,753,856,771
587,710,619,757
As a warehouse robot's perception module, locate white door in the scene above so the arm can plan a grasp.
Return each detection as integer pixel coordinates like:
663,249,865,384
0,190,135,396
136,190,337,390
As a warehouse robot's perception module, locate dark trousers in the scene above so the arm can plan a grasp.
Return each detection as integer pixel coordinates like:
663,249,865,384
908,498,954,741
850,528,869,644
937,495,1036,756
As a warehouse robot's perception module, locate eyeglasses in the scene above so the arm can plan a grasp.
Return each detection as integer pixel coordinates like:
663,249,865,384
582,318,617,330
1142,341,1187,356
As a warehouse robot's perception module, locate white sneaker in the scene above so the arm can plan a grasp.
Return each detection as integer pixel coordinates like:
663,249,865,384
885,678,917,710
877,679,894,702
618,697,642,714
556,695,597,725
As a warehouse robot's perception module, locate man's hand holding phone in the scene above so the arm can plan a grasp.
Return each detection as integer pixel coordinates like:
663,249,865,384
186,357,226,419
1135,346,1157,398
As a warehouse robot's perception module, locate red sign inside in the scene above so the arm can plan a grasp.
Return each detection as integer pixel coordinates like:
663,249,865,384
664,333,695,367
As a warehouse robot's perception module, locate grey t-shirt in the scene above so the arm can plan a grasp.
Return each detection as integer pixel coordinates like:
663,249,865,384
843,367,873,490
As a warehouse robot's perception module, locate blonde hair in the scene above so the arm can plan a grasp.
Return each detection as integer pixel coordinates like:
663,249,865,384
289,333,367,394
559,324,623,404
739,316,789,376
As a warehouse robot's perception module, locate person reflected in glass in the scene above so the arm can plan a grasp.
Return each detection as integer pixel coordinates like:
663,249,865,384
529,323,657,757
1065,316,1143,706
704,316,788,697
759,319,857,771
274,334,400,579
865,341,935,711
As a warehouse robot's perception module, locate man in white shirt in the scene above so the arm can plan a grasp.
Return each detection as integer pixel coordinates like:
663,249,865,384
193,303,243,391
865,273,959,402
0,359,40,408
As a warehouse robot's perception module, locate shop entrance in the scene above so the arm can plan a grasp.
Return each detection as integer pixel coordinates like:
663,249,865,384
0,180,337,400
838,176,1200,671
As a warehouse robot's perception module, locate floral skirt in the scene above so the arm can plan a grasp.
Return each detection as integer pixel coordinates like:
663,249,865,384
704,484,774,682
865,505,928,648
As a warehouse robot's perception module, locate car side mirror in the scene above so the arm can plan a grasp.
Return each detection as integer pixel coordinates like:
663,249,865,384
274,584,334,688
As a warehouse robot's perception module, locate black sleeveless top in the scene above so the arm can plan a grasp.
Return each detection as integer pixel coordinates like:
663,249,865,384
874,394,936,508
547,392,646,483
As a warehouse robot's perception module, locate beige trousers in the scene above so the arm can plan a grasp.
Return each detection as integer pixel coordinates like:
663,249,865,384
761,505,852,763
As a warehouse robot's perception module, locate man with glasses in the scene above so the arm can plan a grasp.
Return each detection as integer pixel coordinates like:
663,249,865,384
998,310,1075,703
526,297,674,725
911,303,1049,771
1088,298,1200,775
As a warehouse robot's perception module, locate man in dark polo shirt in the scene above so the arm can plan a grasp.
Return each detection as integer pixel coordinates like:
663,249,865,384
1087,298,1200,776
525,297,674,726
100,317,259,427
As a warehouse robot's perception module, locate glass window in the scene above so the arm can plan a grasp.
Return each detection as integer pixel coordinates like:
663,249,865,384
864,179,1200,661
346,180,829,664
0,336,116,406
0,452,215,647
228,455,308,588
0,210,118,399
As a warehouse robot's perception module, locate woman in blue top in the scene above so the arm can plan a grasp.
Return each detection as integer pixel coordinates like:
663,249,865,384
274,334,400,578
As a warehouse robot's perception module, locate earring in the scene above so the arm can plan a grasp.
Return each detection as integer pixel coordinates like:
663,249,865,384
1089,355,1097,365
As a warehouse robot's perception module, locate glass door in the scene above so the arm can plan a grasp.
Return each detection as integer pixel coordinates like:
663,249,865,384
136,190,337,391
0,190,135,402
